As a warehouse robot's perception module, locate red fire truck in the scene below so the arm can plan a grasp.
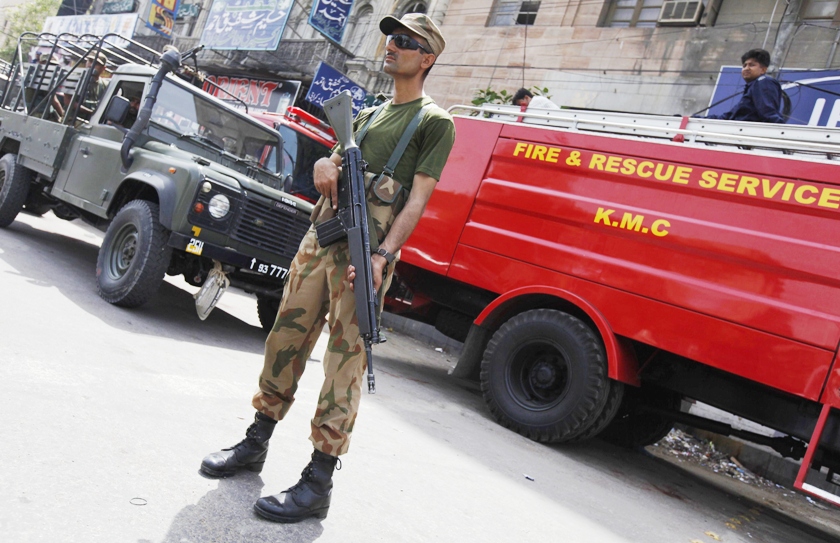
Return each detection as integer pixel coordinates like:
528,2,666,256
384,104,840,505
250,107,336,205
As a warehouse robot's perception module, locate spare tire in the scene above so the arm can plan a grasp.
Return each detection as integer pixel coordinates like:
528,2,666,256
599,386,681,448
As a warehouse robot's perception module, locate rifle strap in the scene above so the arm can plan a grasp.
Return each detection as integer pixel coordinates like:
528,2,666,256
355,102,387,145
355,101,434,252
381,103,434,178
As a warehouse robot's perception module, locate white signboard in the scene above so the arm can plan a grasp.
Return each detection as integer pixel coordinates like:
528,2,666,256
42,14,139,45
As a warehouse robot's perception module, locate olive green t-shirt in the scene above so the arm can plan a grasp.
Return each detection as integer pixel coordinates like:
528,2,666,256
341,96,456,192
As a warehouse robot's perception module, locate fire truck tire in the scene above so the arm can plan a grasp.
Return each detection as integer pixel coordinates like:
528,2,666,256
566,379,625,443
480,309,610,443
0,153,32,228
257,295,281,332
598,386,681,448
96,200,172,308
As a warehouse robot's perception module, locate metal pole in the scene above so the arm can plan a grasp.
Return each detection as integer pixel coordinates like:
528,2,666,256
763,0,782,50
827,26,840,68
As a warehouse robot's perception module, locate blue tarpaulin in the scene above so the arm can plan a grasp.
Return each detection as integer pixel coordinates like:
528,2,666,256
709,67,840,126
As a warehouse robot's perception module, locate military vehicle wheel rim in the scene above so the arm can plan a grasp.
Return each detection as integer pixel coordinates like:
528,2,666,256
109,224,139,278
506,342,570,411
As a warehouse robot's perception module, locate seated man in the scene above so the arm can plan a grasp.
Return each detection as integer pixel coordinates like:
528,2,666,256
513,88,560,110
704,49,785,124
124,95,141,128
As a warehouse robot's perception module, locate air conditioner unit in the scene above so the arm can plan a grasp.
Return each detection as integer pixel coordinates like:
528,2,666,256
658,1,704,26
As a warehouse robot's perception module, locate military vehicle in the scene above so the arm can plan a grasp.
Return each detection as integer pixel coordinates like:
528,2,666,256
0,33,313,322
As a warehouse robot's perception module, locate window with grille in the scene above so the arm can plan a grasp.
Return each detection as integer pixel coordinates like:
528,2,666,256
605,0,664,27
488,1,541,26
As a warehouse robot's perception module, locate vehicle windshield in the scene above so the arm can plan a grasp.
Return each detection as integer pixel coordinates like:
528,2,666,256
150,79,281,172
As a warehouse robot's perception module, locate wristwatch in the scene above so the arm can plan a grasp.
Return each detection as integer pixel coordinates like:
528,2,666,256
374,247,395,264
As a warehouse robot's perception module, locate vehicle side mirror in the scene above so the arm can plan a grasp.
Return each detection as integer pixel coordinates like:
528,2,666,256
283,174,293,193
103,95,130,125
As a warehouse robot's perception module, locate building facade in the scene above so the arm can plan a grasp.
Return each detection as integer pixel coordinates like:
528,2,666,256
429,1,840,115
67,1,840,118
94,0,446,110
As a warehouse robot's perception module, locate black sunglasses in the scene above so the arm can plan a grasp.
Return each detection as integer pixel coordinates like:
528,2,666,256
386,34,432,55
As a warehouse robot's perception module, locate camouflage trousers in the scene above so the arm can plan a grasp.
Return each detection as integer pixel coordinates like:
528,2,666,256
251,186,400,455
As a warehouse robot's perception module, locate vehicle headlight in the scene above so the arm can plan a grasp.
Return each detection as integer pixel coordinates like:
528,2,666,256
208,194,231,219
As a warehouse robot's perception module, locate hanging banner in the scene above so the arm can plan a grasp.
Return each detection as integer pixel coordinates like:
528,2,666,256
200,0,293,50
308,0,354,45
305,61,367,115
42,14,138,45
709,66,840,127
146,0,181,37
202,74,301,113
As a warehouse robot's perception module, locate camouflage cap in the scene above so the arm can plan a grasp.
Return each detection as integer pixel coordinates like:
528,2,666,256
379,13,445,56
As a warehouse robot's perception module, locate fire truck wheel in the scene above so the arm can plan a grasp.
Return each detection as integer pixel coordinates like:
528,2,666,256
257,295,281,332
480,309,610,443
0,153,32,228
598,386,681,448
96,200,172,308
566,378,625,443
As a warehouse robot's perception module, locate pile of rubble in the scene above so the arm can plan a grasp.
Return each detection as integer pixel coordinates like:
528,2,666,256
653,429,777,487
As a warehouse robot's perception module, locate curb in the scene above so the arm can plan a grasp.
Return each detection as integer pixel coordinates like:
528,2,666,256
381,312,464,355
685,427,840,498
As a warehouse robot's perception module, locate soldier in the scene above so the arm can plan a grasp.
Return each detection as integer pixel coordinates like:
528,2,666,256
199,13,456,523
79,52,108,119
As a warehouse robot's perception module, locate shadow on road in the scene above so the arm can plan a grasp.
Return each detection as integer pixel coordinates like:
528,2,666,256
371,349,832,543
153,474,324,543
0,216,266,355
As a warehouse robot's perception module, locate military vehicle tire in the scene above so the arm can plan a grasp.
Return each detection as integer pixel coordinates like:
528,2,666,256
480,309,610,443
22,203,51,216
598,386,681,448
97,200,172,308
0,153,32,228
257,295,280,332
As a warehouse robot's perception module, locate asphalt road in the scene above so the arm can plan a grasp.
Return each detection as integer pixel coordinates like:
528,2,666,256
0,212,835,543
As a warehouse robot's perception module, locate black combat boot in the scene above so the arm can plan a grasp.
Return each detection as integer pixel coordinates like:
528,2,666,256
199,412,276,478
253,449,339,523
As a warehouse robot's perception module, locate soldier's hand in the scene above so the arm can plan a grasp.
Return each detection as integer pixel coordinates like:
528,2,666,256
346,256,386,293
347,264,356,292
314,156,341,209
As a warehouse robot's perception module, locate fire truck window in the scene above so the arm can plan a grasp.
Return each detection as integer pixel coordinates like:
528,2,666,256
278,124,330,203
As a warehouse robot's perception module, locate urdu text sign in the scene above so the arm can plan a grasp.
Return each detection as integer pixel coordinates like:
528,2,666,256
305,62,367,115
200,0,293,51
309,0,355,45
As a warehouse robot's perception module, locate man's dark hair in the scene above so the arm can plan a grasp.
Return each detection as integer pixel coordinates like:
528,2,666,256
741,48,771,68
513,88,533,104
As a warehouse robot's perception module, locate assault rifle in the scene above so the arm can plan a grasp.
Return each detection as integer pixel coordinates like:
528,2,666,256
322,91,382,394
